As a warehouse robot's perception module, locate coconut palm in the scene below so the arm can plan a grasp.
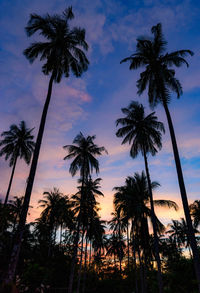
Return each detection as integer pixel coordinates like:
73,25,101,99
120,23,200,290
8,196,25,232
64,132,107,293
5,7,89,284
38,188,73,250
113,172,178,292
64,133,107,181
106,233,125,266
190,200,200,228
167,218,198,251
0,121,35,205
116,101,165,292
108,211,127,275
70,178,104,293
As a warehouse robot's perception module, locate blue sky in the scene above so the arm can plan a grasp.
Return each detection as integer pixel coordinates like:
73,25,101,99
0,0,200,225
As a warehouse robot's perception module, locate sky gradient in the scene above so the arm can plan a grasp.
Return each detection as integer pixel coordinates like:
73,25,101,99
0,0,200,226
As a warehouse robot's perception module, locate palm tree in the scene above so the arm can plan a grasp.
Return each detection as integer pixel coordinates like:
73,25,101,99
33,188,73,260
167,218,198,252
113,172,178,292
63,132,107,293
38,188,72,250
106,233,125,268
5,7,89,284
9,196,25,233
108,211,127,275
71,177,104,293
120,23,200,291
116,101,165,292
190,200,200,228
0,121,35,205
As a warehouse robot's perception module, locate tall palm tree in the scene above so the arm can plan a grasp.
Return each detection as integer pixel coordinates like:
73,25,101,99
5,7,89,284
116,101,165,293
63,132,107,293
0,121,35,205
71,178,104,293
113,172,178,292
120,23,200,291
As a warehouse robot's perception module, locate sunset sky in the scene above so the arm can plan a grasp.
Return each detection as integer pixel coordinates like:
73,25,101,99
0,0,200,226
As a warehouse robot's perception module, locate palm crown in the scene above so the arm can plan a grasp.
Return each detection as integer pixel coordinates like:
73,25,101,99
116,101,165,157
120,23,193,107
63,132,107,180
24,7,89,82
114,172,177,232
0,121,35,166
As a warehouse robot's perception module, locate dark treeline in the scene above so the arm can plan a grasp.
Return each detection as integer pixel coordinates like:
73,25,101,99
0,5,200,293
1,179,200,293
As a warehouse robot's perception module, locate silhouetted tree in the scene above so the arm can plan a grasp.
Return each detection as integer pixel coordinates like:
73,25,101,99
0,121,35,205
5,7,89,284
120,23,200,291
64,132,107,293
116,101,165,292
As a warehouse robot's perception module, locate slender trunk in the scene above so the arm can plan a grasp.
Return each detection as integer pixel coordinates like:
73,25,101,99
141,215,149,293
142,251,148,293
4,72,55,284
77,231,85,293
68,169,86,293
89,241,92,267
4,155,18,205
143,149,163,293
163,101,200,292
68,216,81,293
138,248,145,293
132,222,138,293
127,222,130,271
82,236,88,293
119,223,122,276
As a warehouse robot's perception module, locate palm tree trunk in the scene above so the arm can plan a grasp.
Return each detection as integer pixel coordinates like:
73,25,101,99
77,231,85,293
138,248,145,293
82,236,88,293
132,222,138,293
127,222,130,271
143,149,163,293
89,241,92,267
142,250,148,292
142,215,149,293
163,101,200,292
4,71,55,284
119,256,122,276
68,173,86,293
4,155,18,205
68,216,81,293
119,223,122,276
142,251,148,293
